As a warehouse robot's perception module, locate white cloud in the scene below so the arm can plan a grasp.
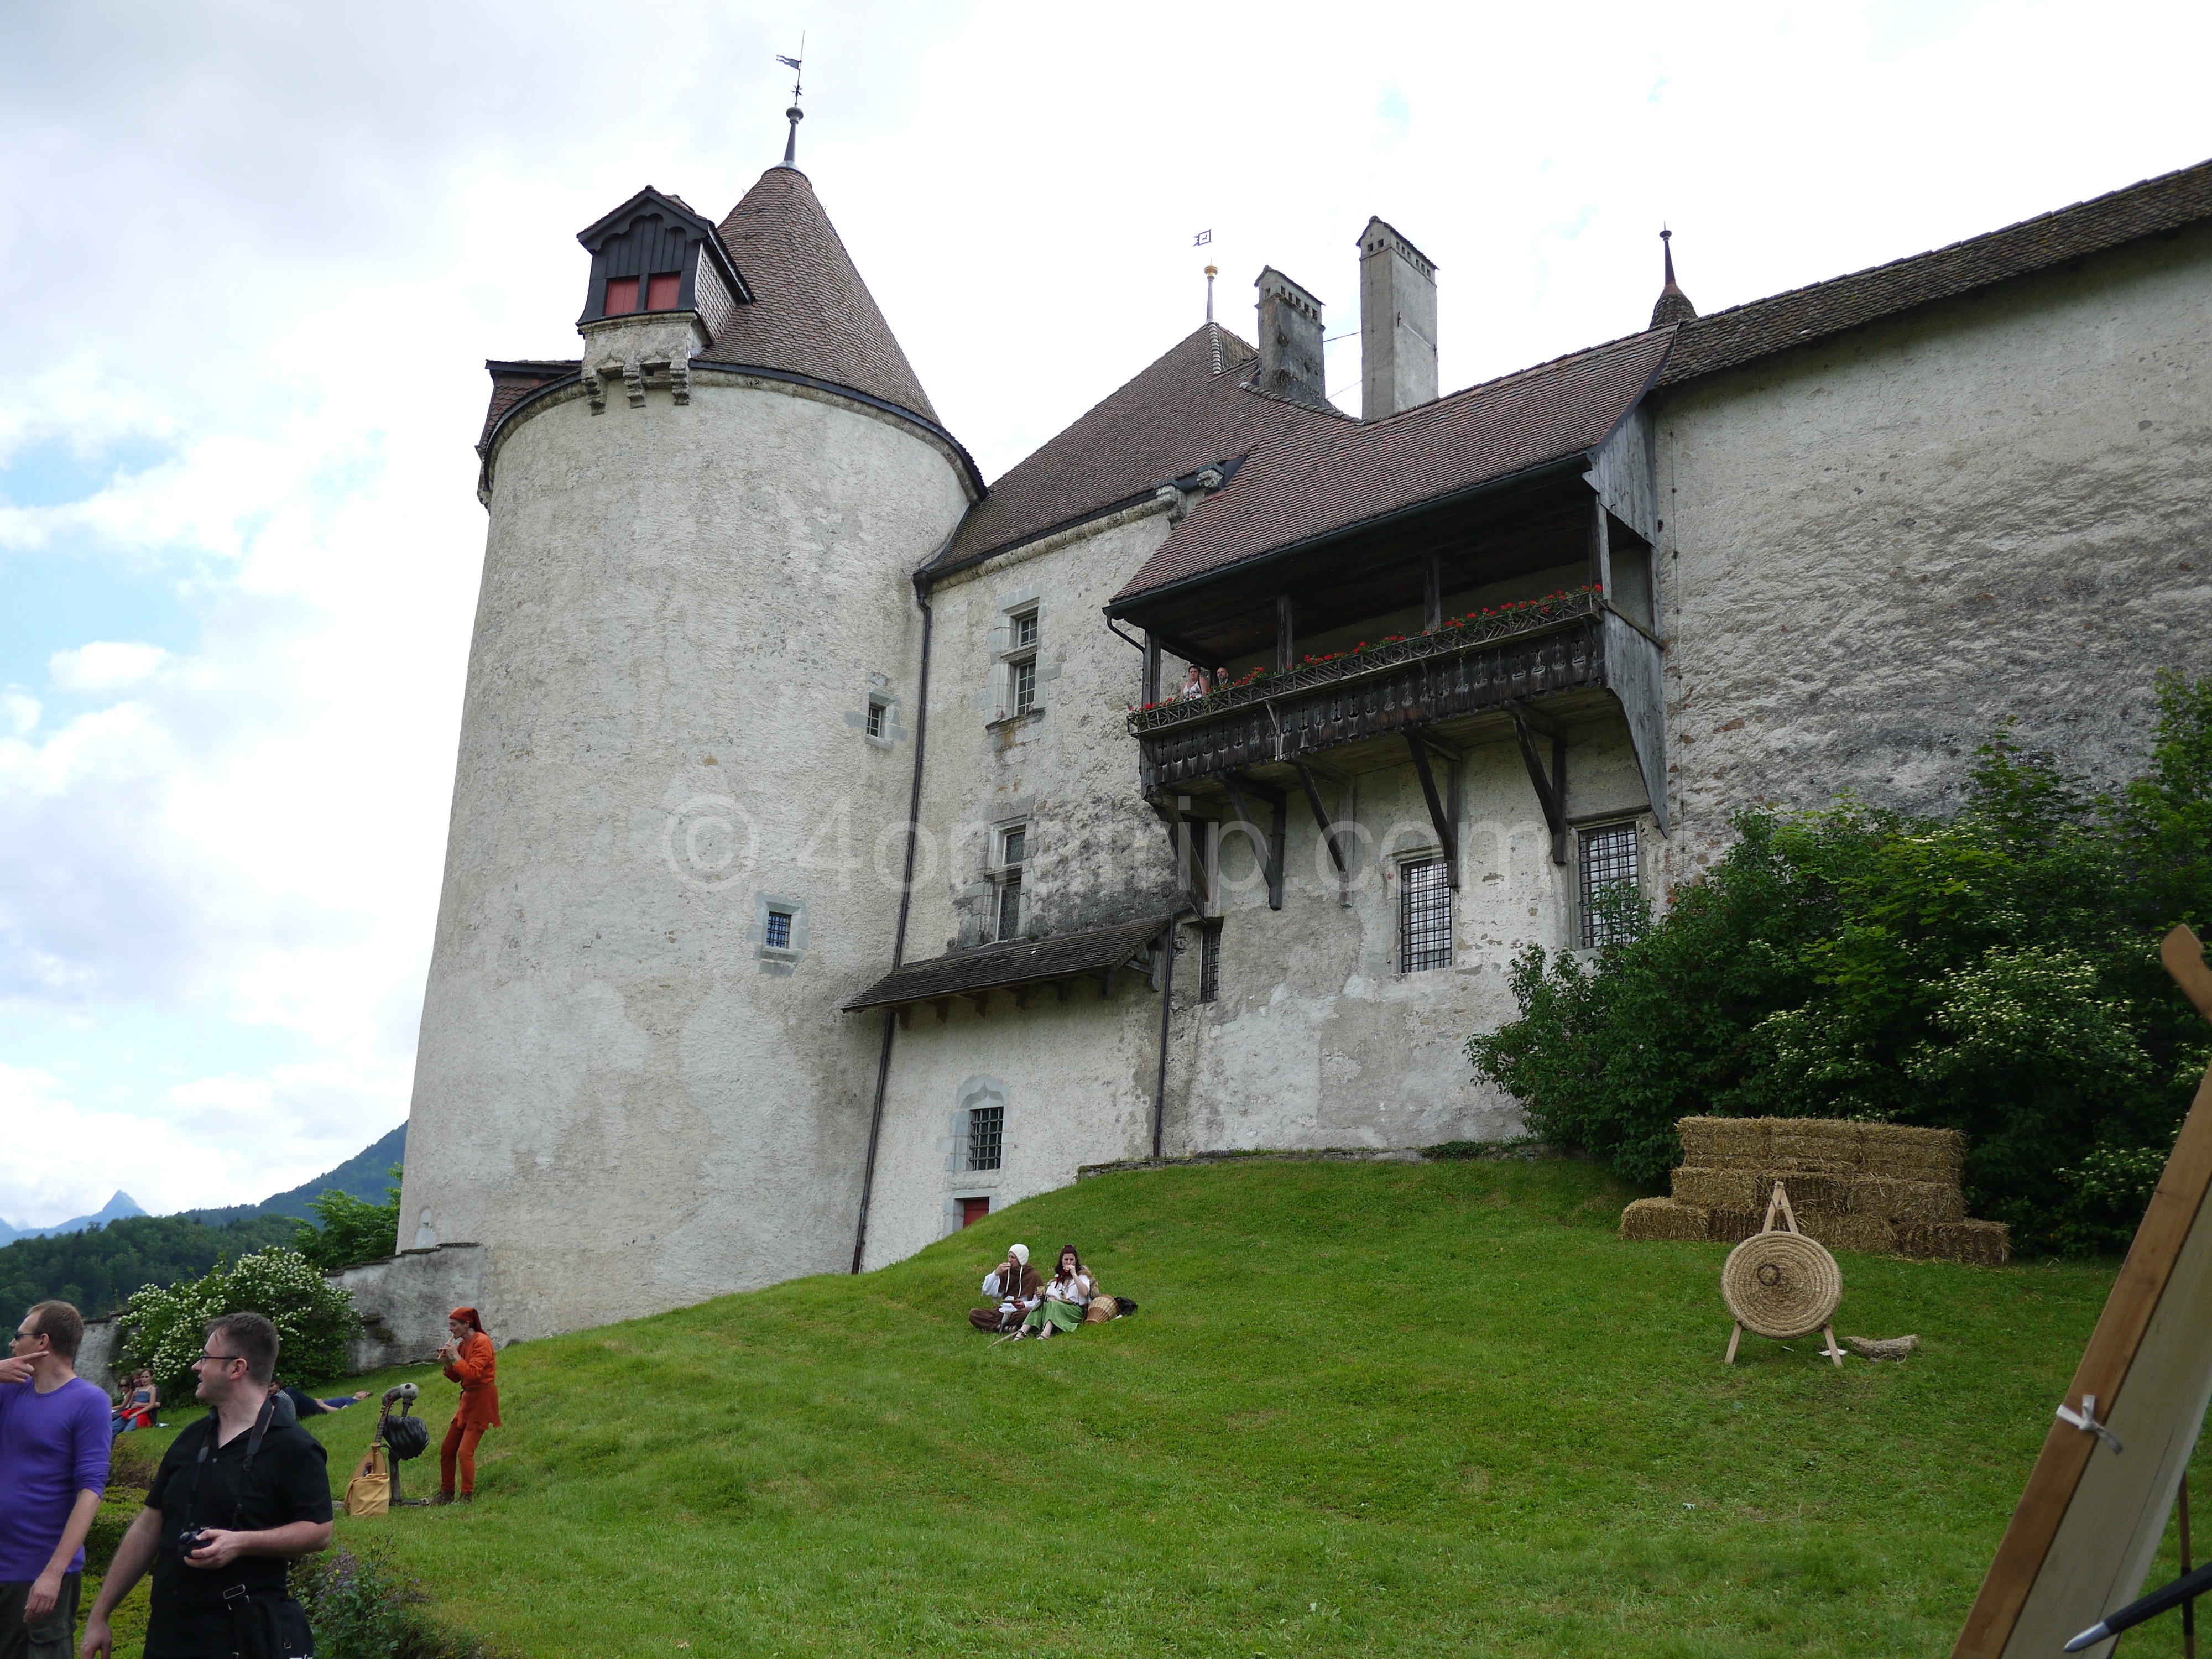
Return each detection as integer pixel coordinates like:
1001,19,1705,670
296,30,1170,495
48,641,170,693
0,1062,384,1225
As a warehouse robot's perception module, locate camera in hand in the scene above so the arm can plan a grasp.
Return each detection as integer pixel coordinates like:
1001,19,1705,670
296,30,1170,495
178,1526,212,1556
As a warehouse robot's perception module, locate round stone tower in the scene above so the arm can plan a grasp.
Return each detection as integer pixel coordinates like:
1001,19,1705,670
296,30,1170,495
400,163,978,1339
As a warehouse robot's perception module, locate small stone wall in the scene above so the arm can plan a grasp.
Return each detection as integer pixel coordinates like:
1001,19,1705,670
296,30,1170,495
68,1243,489,1394
1620,1117,2010,1264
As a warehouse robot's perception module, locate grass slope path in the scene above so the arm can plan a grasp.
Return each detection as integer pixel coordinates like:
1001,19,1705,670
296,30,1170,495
87,1161,2180,1656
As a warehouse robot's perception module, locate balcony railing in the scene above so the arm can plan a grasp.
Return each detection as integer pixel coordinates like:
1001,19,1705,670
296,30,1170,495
1129,590,1609,794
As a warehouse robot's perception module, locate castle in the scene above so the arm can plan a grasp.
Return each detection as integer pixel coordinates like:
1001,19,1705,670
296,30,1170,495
395,113,2212,1342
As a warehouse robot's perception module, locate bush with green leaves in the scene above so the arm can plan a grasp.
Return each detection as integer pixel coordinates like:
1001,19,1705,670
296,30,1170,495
293,1166,403,1272
117,1246,359,1400
294,1547,489,1659
1468,671,2212,1256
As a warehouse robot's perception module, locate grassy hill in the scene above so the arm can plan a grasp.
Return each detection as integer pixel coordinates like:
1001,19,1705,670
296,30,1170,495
88,1155,2193,1656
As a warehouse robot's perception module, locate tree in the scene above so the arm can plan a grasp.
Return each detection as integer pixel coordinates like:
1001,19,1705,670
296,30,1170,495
1468,675,2212,1255
293,1167,403,1272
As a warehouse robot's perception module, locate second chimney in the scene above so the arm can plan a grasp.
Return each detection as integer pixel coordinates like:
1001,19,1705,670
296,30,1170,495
1358,217,1437,420
1254,267,1328,406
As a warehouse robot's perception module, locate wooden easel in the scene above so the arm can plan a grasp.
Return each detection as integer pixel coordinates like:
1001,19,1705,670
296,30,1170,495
1724,1180,1845,1368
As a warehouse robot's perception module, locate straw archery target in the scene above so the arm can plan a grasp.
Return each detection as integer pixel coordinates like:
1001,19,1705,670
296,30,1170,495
1721,1229,1842,1338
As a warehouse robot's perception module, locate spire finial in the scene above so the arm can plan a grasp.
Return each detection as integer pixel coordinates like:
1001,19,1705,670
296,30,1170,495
776,39,805,168
1648,224,1697,330
1204,262,1218,324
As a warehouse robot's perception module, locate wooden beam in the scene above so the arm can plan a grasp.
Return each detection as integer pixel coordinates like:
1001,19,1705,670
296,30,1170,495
897,1005,911,1031
1013,985,1030,1011
1296,763,1347,875
1097,967,1116,999
964,991,990,1018
1276,593,1294,672
1403,731,1459,890
1151,794,1211,905
1510,706,1567,865
1222,773,1284,911
932,998,951,1024
1423,552,1442,633
1142,631,1162,706
1056,978,1073,1003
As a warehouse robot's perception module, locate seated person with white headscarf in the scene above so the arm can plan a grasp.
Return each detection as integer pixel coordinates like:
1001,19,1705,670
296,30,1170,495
969,1244,1042,1333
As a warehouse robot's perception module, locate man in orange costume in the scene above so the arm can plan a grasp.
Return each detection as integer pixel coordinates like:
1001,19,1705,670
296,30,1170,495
430,1308,499,1505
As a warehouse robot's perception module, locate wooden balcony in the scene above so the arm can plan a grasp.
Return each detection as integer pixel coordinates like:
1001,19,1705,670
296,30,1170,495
1129,590,1617,794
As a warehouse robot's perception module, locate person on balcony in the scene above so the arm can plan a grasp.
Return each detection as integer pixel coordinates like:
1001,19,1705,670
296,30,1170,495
431,1308,500,1505
1178,666,1208,701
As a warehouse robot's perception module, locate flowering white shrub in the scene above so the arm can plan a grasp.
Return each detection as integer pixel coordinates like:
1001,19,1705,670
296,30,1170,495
118,1246,358,1399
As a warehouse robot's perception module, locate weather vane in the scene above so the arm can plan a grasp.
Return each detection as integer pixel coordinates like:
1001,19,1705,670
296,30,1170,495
778,37,805,167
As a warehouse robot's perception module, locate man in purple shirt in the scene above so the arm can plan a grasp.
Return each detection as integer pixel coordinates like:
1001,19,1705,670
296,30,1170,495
0,1301,111,1659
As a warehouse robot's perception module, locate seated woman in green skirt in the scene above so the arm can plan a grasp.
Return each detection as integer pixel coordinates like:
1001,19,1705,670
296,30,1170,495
1014,1245,1094,1340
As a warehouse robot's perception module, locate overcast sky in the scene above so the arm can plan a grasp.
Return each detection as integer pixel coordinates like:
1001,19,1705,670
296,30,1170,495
1,0,2205,1226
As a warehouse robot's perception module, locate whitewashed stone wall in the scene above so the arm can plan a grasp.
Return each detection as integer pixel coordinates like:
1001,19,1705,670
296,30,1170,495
1653,223,2212,888
864,504,1661,1262
403,364,971,1341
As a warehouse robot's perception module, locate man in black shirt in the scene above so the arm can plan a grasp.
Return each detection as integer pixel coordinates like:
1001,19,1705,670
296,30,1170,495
80,1314,332,1659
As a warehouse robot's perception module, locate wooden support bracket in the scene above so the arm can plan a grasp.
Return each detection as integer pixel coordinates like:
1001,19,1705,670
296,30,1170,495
1222,773,1286,911
1403,731,1459,890
1510,706,1568,865
1150,793,1212,907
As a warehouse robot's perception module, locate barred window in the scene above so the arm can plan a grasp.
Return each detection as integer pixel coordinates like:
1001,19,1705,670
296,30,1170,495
966,1105,1004,1172
1198,919,1222,1003
1578,822,1641,949
765,909,792,950
1399,857,1452,973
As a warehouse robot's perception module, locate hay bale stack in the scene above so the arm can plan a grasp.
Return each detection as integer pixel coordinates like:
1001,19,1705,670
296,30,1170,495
1619,1115,2007,1264
1619,1197,1710,1241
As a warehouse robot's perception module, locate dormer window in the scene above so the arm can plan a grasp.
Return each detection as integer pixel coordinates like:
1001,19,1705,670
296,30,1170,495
575,187,752,330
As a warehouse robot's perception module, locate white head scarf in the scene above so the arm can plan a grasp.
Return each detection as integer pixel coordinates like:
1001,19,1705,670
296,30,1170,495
1009,1244,1030,1266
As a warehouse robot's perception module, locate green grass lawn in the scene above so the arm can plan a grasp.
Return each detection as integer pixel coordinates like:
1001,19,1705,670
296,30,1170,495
87,1156,2202,1656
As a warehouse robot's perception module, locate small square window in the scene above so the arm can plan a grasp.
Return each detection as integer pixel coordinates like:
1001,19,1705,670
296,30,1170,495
1578,823,1642,949
966,1106,1004,1172
645,272,681,310
765,910,792,950
1398,857,1452,973
1013,659,1037,716
865,701,885,739
604,276,639,316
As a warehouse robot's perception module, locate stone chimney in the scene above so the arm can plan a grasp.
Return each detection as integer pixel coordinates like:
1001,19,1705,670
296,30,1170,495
1357,217,1437,420
1253,267,1328,405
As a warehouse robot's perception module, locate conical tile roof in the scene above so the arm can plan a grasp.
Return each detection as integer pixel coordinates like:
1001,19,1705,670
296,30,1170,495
706,166,939,421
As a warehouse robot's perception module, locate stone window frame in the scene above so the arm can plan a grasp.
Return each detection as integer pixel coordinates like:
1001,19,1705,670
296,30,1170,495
989,583,1050,725
753,892,809,976
945,1076,1009,1237
1572,815,1651,953
990,821,1029,942
846,674,904,750
1396,852,1453,974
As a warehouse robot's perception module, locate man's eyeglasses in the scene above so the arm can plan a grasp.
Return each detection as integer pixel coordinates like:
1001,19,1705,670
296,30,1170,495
194,1350,246,1369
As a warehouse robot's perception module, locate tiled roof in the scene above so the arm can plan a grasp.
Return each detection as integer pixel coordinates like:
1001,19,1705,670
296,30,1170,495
933,324,1348,572
1660,156,2212,387
1113,328,1675,602
842,915,1174,1011
703,166,939,421
478,359,578,450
